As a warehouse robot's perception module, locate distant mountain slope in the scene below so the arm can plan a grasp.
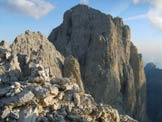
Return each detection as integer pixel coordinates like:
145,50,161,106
145,63,162,122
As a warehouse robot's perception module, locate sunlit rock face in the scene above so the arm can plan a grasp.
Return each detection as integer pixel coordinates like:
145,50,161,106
49,5,148,122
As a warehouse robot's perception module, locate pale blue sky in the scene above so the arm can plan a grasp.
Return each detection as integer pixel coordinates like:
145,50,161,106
0,0,162,67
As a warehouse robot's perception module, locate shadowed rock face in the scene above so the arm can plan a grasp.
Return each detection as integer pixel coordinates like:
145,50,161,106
49,5,147,122
145,63,162,122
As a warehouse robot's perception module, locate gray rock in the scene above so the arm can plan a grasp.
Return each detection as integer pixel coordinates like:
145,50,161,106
11,31,64,80
48,85,59,97
1,106,10,119
64,56,85,92
120,115,138,122
0,43,21,83
67,113,85,122
18,106,38,122
52,114,65,122
9,110,19,120
73,93,80,106
48,4,147,122
32,86,50,99
0,89,34,106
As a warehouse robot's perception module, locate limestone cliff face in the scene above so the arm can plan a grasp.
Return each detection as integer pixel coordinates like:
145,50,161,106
48,5,147,121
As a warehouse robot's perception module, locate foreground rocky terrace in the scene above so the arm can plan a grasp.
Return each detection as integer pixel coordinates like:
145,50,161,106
0,31,137,122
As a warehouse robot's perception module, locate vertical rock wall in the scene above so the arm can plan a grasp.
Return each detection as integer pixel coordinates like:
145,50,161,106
48,5,148,122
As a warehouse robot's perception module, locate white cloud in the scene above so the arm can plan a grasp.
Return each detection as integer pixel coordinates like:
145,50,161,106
124,14,147,21
1,0,54,19
129,0,162,29
80,0,89,5
137,41,162,68
148,8,162,29
132,0,141,4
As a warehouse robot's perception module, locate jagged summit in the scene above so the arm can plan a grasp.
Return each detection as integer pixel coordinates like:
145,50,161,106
49,5,148,122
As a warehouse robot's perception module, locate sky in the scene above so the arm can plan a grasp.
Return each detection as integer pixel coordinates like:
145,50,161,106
0,0,162,68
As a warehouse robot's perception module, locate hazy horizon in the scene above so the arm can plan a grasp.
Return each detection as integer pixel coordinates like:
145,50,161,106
0,0,162,68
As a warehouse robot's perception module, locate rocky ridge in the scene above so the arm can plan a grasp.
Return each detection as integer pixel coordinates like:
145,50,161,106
48,5,147,122
0,31,137,122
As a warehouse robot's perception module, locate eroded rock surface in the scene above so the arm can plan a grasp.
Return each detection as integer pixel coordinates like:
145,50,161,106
11,30,64,80
63,55,85,92
49,5,147,122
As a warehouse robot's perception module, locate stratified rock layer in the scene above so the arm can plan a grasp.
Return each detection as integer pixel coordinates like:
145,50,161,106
48,5,147,122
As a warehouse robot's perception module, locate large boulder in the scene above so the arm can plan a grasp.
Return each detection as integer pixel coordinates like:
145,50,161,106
48,5,147,121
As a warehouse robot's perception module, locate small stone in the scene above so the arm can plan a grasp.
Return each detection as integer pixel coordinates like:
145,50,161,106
1,106,10,119
9,110,19,120
64,83,73,91
49,86,59,97
14,88,22,94
58,92,64,100
67,113,83,121
14,82,21,88
0,89,35,106
33,86,49,99
63,91,73,101
16,90,35,106
18,106,38,122
52,103,60,111
43,95,57,106
120,115,138,122
58,107,67,117
73,93,80,106
86,116,93,122
37,117,48,122
53,114,65,122
10,85,15,89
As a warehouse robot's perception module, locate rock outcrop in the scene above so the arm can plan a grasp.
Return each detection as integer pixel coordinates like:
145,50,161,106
145,63,162,122
63,55,85,92
0,31,137,122
0,40,21,83
48,5,147,122
11,30,64,81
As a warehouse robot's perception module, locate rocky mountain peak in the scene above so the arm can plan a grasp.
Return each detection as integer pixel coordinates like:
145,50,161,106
49,5,148,122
